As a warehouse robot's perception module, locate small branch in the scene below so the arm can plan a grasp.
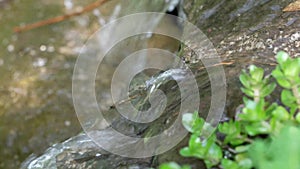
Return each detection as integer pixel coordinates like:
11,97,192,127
253,89,260,103
197,61,234,71
13,0,110,33
244,137,254,144
226,147,237,154
252,60,277,66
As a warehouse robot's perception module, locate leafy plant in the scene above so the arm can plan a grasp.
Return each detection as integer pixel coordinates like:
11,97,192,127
159,51,300,169
159,162,191,169
249,125,300,169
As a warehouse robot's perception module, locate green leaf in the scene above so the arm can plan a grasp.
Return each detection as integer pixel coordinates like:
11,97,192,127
276,51,289,65
261,82,276,97
245,122,270,136
241,87,254,97
272,66,284,78
235,145,250,153
180,134,221,166
272,66,291,89
270,117,284,135
290,106,298,117
240,100,266,122
201,122,216,138
221,159,239,169
159,162,191,169
219,121,245,145
265,103,278,118
159,162,181,169
240,71,252,89
182,112,204,135
182,113,195,133
249,65,264,82
188,134,202,153
296,113,300,123
249,126,300,169
284,59,300,78
181,166,191,169
272,106,289,121
235,153,253,169
206,143,223,166
180,147,193,157
203,160,214,169
295,76,300,85
196,136,222,168
281,89,297,108
239,159,253,169
276,77,291,89
243,96,250,104
218,120,240,135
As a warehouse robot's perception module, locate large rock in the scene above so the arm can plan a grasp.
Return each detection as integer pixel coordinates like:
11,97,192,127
21,133,153,169
181,0,300,115
22,1,300,168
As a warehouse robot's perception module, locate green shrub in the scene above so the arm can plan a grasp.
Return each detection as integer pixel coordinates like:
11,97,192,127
160,51,300,169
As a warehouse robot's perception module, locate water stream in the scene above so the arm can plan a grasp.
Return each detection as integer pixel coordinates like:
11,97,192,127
1,0,299,168
0,0,180,168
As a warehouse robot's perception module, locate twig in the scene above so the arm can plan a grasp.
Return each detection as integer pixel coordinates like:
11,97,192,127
13,0,110,33
197,61,235,71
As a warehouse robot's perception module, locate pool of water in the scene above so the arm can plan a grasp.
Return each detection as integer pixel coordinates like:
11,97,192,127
0,0,180,168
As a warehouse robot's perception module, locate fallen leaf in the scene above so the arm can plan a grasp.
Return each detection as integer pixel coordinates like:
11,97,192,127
283,0,300,12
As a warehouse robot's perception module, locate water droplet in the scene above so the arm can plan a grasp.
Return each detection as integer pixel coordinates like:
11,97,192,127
146,32,152,38
33,58,47,67
64,0,73,10
93,9,100,16
40,45,47,52
29,49,37,56
98,18,106,26
47,46,55,52
64,120,71,126
7,44,14,52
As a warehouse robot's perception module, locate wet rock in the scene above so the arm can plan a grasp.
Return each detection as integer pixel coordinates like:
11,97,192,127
21,0,300,169
21,133,152,169
181,0,300,115
22,69,207,169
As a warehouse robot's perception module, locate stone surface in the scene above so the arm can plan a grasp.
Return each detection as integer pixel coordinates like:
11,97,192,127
181,0,299,115
22,1,300,169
